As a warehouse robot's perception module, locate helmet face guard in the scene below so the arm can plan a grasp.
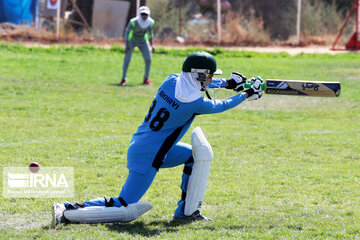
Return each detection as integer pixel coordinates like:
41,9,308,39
190,68,212,83
191,68,210,74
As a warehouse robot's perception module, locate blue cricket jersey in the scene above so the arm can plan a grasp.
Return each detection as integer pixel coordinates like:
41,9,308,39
127,74,246,174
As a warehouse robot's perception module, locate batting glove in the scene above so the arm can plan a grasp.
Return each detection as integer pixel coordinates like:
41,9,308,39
244,77,264,101
225,72,247,92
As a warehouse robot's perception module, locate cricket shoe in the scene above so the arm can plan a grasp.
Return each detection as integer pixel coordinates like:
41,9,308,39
120,79,126,86
52,203,67,227
143,78,152,85
174,210,212,221
188,210,212,221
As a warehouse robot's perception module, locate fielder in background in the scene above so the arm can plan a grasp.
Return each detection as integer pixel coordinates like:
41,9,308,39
120,6,155,86
53,52,263,226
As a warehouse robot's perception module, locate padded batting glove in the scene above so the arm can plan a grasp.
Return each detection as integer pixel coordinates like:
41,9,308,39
244,77,264,101
225,72,247,92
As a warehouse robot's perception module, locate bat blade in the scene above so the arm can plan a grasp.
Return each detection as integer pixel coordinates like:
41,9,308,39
265,79,341,97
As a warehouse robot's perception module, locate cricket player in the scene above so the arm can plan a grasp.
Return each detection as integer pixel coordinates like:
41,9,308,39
53,51,263,225
120,6,155,86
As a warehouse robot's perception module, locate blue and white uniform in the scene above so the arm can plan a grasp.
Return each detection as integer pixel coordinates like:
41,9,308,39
66,74,246,217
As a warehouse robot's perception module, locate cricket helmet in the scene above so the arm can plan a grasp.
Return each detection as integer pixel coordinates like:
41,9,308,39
182,52,222,76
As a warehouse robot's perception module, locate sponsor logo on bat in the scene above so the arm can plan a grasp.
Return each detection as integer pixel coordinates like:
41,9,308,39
302,83,319,91
265,89,303,95
277,82,289,89
266,81,288,89
335,89,341,97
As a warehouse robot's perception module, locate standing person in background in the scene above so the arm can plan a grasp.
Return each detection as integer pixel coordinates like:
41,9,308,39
120,6,155,86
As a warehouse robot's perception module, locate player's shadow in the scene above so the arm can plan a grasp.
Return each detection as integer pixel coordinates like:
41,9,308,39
105,218,193,237
108,83,138,87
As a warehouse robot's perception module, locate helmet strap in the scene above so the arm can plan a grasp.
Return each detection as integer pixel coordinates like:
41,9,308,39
205,90,212,100
200,82,212,100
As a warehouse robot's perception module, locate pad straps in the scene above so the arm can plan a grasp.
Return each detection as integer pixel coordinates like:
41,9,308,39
104,197,115,207
118,197,128,207
104,196,128,207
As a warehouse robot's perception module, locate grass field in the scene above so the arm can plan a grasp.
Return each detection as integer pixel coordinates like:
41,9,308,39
0,43,359,239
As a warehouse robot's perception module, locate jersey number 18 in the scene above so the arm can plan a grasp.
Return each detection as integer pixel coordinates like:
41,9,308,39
144,100,170,131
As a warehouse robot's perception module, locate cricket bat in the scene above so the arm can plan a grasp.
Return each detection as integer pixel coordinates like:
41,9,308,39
258,79,341,97
214,78,341,97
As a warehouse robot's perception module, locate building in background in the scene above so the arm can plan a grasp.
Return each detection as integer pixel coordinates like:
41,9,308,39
0,0,38,25
0,0,146,38
69,0,146,37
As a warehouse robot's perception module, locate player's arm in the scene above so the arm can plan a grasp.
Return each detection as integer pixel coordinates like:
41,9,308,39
194,77,263,114
149,38,155,53
211,73,263,100
148,22,155,53
194,93,247,114
124,21,133,53
209,72,247,91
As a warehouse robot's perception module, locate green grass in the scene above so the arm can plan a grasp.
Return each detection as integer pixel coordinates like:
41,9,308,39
0,43,359,239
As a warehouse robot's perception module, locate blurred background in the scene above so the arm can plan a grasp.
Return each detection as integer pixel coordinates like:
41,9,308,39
0,0,357,46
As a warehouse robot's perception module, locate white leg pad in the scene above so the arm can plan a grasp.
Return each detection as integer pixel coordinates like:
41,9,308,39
63,202,153,224
184,127,213,216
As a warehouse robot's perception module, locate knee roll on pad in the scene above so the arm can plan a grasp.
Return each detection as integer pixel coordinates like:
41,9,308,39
63,202,153,224
184,127,213,216
191,127,213,161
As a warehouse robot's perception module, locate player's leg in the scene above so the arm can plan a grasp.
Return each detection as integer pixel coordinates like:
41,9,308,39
64,168,157,208
160,142,193,168
121,42,135,84
159,142,194,218
60,200,153,225
138,42,152,84
118,168,157,204
160,141,210,220
53,168,157,225
175,127,213,220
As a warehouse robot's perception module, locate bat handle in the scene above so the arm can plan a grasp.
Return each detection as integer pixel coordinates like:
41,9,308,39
245,82,266,90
